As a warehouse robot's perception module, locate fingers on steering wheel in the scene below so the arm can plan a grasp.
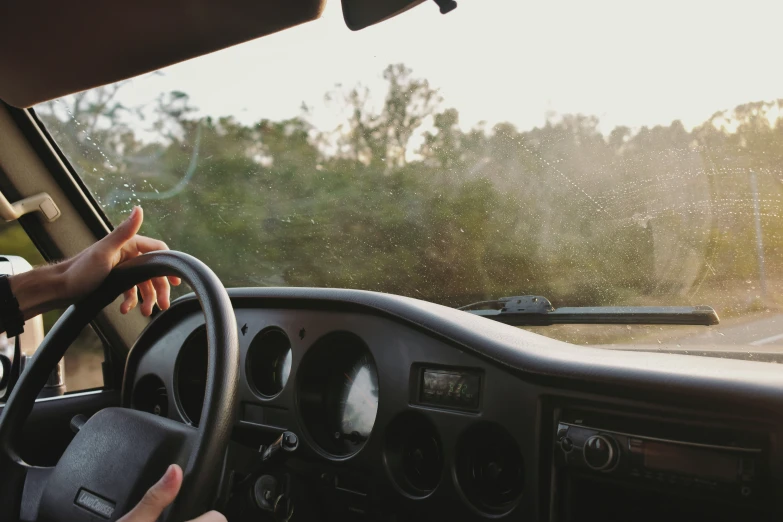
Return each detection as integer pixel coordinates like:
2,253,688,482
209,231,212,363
138,279,157,317
121,287,139,314
152,276,171,311
134,236,182,287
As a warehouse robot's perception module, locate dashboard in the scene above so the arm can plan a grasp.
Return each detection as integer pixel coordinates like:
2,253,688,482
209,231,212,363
123,288,783,521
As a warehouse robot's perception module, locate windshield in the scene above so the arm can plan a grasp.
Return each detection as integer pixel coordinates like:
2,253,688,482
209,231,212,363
34,0,783,354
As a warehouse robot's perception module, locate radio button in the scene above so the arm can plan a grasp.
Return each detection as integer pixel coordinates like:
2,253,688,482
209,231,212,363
584,435,618,471
561,437,574,453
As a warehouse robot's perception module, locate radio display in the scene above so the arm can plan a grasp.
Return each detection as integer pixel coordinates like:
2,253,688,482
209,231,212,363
644,441,738,482
420,368,481,410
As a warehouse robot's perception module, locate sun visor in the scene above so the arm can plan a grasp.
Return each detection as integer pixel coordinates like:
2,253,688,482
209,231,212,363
0,0,325,108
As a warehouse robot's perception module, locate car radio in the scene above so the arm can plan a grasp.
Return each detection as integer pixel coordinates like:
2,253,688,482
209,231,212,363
554,422,762,501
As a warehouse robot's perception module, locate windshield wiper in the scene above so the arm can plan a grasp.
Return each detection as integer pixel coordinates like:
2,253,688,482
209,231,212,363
459,296,719,326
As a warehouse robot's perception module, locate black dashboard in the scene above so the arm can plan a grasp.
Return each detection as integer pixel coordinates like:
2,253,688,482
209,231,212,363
123,288,783,521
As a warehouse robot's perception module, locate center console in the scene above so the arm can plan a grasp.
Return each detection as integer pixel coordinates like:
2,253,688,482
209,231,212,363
551,407,774,522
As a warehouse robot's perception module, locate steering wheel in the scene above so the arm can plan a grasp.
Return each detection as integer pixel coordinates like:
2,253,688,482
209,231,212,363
0,251,239,522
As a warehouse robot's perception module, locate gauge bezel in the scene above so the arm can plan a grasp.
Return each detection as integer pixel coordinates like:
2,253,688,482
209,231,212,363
454,421,525,516
246,326,293,399
173,325,208,427
132,374,169,417
295,331,379,460
383,410,443,498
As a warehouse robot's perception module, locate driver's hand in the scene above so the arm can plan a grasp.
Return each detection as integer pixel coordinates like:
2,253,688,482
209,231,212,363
119,464,226,522
61,205,181,316
10,205,181,319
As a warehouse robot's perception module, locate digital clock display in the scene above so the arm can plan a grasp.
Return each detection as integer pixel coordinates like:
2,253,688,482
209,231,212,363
420,368,481,410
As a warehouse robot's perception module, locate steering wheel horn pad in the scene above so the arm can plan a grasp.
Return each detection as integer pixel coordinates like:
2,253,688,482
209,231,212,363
39,408,195,522
0,251,239,522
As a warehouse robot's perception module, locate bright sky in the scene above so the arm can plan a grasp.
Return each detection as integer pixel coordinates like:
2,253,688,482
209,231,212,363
112,0,783,134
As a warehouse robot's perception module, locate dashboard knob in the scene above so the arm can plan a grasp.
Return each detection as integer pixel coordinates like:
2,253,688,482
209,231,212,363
584,435,617,471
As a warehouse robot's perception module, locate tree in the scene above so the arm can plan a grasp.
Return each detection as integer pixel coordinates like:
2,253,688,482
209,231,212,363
31,64,783,314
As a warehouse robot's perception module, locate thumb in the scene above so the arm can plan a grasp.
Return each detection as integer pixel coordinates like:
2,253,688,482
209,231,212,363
103,206,143,249
119,464,183,522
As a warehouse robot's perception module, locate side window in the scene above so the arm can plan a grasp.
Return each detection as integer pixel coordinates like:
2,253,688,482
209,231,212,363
0,221,105,394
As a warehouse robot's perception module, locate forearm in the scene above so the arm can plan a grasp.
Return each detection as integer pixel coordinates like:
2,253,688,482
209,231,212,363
9,263,68,320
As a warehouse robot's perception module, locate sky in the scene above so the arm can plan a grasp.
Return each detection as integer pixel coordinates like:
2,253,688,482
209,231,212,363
84,0,783,135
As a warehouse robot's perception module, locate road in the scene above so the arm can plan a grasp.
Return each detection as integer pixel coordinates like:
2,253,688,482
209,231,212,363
593,313,783,360
676,313,783,346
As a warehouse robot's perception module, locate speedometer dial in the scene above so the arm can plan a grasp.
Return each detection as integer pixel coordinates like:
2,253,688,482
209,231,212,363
338,354,379,443
297,332,380,457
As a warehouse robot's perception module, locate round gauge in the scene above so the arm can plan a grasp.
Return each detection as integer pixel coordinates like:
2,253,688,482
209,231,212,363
175,326,207,426
337,353,379,443
132,374,169,418
297,332,379,457
247,328,293,397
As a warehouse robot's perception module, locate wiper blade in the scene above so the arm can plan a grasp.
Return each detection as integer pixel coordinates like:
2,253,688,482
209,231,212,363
460,296,719,326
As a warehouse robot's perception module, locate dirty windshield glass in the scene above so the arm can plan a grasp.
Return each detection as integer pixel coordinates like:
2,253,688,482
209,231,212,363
34,0,783,356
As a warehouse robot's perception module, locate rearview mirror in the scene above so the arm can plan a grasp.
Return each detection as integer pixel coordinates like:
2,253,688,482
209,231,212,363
341,0,456,31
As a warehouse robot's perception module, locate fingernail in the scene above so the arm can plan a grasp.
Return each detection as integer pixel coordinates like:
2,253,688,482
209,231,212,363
162,465,176,485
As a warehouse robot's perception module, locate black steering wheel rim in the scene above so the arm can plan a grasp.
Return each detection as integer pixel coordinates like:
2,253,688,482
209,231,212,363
0,251,239,522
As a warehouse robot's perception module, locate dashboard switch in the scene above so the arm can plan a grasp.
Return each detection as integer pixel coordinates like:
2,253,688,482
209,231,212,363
283,432,298,450
584,435,618,471
261,431,300,466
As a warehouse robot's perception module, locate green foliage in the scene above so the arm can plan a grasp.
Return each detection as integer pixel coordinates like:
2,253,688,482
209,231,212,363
0,223,45,265
32,65,783,312
0,222,62,330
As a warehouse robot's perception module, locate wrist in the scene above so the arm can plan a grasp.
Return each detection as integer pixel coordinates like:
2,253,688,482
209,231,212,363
9,263,68,319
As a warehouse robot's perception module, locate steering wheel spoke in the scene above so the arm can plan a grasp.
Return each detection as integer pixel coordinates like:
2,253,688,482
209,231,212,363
20,466,53,522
